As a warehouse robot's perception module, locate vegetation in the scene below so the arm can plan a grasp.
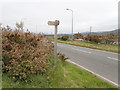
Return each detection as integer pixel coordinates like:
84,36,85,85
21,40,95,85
58,40,119,53
49,32,118,45
73,32,84,39
2,56,117,88
56,32,118,53
58,32,118,44
2,26,53,81
84,33,118,44
58,53,69,61
2,25,118,88
58,35,69,41
16,21,24,32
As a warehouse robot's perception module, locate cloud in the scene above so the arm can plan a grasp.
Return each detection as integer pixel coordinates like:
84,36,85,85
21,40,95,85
1,0,118,33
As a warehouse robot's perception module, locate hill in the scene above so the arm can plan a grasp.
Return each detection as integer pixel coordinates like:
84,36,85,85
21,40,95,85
82,29,119,35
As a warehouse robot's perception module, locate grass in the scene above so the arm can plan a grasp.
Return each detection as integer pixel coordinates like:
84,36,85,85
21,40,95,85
2,56,117,88
58,40,119,53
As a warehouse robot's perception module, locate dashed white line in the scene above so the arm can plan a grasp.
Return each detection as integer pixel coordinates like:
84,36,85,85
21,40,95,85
107,57,119,61
72,48,91,54
66,59,118,87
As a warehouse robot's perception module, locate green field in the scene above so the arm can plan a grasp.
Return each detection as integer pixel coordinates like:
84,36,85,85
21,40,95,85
58,40,119,53
2,56,117,88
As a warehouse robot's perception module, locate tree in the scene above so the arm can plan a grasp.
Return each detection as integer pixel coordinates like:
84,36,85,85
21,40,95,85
16,21,24,32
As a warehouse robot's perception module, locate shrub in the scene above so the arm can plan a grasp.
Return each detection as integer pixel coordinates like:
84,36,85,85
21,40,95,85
84,34,118,44
2,27,54,81
73,33,84,39
57,53,68,61
60,35,69,41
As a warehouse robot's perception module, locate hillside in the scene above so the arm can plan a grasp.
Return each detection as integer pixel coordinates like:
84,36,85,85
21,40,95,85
82,29,118,35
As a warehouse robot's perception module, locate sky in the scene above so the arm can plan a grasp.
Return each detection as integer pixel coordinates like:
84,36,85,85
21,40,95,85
0,0,119,34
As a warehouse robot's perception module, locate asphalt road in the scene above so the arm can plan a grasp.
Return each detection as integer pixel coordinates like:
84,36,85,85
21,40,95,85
57,43,119,86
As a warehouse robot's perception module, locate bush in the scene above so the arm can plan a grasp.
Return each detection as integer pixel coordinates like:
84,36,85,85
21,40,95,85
2,27,54,81
57,53,68,61
73,33,84,39
60,35,69,41
84,34,118,44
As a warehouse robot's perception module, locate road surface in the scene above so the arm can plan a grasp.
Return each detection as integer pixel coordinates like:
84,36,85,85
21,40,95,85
57,43,119,86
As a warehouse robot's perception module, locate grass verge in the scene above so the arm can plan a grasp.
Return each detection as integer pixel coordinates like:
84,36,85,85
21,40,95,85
2,56,117,88
58,40,119,53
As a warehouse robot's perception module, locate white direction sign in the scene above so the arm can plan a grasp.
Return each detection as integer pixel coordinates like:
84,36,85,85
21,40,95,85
48,20,59,26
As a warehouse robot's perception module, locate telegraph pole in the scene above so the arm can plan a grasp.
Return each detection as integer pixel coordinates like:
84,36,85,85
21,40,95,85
90,26,92,35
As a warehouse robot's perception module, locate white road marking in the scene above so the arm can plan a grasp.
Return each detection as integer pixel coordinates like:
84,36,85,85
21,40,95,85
66,59,118,87
107,57,119,61
72,48,91,54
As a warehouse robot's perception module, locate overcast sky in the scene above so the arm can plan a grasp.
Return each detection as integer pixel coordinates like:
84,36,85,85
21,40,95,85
0,0,119,34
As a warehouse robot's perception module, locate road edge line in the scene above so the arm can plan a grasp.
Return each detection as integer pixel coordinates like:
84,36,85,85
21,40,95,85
66,59,118,87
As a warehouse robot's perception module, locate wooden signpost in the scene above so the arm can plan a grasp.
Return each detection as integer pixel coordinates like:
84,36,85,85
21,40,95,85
48,20,60,65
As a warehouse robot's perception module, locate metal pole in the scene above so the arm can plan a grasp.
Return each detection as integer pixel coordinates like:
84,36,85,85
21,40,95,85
54,25,57,65
66,8,74,40
72,10,73,40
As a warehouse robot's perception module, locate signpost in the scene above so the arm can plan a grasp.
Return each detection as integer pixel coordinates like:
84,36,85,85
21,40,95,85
48,20,60,65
